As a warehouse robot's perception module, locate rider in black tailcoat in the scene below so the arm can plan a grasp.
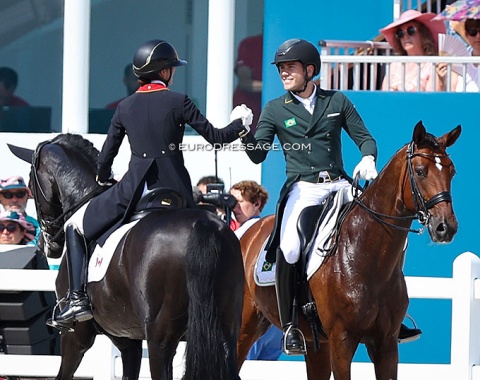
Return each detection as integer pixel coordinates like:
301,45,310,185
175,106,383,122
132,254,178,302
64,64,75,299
47,39,252,331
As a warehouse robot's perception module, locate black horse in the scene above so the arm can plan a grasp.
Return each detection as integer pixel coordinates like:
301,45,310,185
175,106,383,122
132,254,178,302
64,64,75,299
9,134,244,380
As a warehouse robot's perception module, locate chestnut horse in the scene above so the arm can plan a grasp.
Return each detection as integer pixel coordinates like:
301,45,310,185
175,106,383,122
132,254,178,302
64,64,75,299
237,121,460,380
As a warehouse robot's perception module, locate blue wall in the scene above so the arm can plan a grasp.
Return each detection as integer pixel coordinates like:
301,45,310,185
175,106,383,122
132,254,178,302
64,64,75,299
261,0,476,365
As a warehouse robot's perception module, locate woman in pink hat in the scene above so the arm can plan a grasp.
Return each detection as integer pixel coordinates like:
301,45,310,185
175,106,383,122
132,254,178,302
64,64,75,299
380,10,451,91
0,210,35,245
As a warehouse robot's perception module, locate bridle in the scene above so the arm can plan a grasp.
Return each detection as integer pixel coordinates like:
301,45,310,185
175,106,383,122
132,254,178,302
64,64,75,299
353,140,453,234
30,140,104,254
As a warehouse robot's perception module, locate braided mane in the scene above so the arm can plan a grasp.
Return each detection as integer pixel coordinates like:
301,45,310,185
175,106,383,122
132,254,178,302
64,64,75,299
51,133,99,165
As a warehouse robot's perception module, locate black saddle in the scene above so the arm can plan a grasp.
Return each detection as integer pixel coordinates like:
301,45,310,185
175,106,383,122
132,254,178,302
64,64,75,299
297,192,337,260
130,187,187,222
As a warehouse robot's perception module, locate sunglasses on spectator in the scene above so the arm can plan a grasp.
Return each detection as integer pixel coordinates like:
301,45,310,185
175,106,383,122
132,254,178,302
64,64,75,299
0,223,20,233
1,191,27,199
395,26,417,39
467,28,480,37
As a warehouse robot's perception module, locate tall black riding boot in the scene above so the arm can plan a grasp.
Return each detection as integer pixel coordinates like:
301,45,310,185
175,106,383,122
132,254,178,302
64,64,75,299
275,247,306,355
47,225,93,331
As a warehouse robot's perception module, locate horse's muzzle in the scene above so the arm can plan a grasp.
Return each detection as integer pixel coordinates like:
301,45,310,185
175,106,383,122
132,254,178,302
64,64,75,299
428,215,458,243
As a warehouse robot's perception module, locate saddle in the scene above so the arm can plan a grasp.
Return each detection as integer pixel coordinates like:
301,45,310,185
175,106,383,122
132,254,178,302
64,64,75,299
295,193,338,347
297,192,337,261
130,187,187,222
88,187,188,282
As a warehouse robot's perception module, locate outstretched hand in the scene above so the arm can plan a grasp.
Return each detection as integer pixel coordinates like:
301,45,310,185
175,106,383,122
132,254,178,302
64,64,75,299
230,104,253,128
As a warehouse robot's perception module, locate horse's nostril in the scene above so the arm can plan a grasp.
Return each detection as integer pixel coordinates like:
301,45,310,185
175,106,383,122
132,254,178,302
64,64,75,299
436,223,446,234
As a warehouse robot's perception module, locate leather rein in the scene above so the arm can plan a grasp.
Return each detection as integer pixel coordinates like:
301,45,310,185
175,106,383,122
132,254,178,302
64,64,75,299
31,140,104,252
352,141,452,234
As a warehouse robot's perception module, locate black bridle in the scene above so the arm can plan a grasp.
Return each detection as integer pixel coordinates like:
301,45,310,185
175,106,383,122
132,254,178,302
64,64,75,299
352,141,453,234
30,140,103,253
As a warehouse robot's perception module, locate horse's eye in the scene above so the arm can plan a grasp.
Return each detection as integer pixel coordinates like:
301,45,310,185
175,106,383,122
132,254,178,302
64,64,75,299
415,166,425,177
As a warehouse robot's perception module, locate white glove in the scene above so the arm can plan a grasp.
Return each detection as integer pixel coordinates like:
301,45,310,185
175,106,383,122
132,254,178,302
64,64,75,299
230,104,253,128
353,155,377,181
96,173,115,187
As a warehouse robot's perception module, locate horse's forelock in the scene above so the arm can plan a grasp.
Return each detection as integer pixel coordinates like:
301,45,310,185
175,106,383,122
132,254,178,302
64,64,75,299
425,132,439,148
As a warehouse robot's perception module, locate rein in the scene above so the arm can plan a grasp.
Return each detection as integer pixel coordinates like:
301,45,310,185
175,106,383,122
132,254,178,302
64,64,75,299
31,139,104,249
352,141,452,234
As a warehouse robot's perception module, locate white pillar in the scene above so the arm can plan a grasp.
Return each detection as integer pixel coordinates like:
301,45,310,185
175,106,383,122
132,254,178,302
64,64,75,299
62,0,90,133
451,251,480,380
206,0,235,127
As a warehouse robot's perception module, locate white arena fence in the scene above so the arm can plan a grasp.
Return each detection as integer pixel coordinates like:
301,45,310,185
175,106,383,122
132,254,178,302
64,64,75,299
0,251,479,380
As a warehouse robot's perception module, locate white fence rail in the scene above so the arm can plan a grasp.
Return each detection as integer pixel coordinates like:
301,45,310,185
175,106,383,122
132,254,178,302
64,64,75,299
319,54,480,92
0,251,479,379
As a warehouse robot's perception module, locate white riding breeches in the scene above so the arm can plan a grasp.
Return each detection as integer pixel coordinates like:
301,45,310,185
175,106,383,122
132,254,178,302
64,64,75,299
64,201,90,234
280,179,350,264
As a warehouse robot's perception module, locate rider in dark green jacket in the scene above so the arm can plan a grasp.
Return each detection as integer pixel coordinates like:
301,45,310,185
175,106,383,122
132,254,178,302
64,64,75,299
238,38,420,355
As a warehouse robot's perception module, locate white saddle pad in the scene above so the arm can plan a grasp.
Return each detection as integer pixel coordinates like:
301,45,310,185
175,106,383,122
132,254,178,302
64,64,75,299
254,186,354,286
87,220,139,283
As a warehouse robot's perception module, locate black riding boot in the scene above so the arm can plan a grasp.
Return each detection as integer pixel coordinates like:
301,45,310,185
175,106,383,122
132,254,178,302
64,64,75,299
275,248,307,355
398,318,422,343
47,225,92,331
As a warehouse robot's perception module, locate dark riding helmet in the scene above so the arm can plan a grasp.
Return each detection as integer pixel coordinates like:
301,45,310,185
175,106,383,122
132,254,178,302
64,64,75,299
272,39,321,78
132,39,187,80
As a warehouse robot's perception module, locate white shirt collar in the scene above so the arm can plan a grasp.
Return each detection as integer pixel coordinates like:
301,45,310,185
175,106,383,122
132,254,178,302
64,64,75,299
151,79,167,86
291,83,317,115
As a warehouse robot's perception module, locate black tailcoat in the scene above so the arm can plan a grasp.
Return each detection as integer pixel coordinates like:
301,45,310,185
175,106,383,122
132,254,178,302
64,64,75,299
83,86,244,241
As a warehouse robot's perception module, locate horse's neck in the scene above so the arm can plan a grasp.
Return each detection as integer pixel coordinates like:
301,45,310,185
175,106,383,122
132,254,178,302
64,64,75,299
362,150,411,223
58,179,97,212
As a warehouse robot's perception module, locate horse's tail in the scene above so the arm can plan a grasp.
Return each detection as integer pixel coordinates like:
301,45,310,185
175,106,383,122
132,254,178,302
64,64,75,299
184,220,227,380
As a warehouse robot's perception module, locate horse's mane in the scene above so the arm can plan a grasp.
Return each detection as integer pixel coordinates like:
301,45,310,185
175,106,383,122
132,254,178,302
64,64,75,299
50,133,99,164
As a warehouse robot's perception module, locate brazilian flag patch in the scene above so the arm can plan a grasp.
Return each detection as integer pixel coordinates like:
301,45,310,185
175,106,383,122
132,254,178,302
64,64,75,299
284,118,297,128
262,260,273,272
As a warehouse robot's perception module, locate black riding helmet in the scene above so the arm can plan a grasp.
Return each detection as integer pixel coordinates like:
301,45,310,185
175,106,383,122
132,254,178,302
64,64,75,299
132,39,187,83
272,39,321,80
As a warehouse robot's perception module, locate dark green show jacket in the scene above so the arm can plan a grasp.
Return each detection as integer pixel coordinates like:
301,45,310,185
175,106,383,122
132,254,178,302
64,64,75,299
243,87,377,261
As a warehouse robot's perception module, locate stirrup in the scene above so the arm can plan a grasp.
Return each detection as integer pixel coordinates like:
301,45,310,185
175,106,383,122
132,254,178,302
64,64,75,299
398,315,422,344
282,324,307,356
46,296,75,332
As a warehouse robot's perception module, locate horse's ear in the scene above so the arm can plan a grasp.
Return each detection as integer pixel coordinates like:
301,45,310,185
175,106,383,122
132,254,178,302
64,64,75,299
7,144,34,164
441,125,462,148
413,121,426,144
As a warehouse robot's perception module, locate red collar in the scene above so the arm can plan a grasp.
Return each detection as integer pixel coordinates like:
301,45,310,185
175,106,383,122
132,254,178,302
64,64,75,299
137,83,168,93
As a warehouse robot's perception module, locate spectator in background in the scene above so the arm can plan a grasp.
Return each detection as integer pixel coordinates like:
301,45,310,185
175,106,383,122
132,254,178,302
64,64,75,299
229,180,283,361
233,34,263,132
0,176,40,246
105,63,140,110
380,10,448,91
453,19,480,92
196,175,224,194
0,67,29,107
230,180,268,238
444,0,469,43
0,210,35,245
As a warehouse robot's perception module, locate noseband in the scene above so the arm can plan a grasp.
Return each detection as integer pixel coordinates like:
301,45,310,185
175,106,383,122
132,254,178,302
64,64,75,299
353,141,453,234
